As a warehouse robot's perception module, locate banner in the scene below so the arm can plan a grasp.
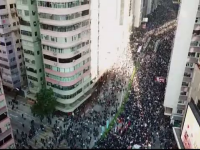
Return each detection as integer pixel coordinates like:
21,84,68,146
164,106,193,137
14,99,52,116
155,77,165,83
106,120,110,128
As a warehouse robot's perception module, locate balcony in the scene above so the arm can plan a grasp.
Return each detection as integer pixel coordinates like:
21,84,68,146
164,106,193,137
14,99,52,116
39,14,90,26
172,127,185,149
0,9,8,15
171,114,183,121
49,77,90,96
0,117,10,133
182,76,192,82
56,83,94,112
164,107,173,116
40,25,90,38
177,102,186,110
179,95,187,101
190,41,200,53
0,138,15,149
21,35,34,42
41,34,90,50
42,44,90,59
38,3,90,15
0,27,11,34
0,18,9,25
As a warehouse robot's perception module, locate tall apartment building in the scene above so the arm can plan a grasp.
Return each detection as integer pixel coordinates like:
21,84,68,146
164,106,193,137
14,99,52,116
37,0,92,112
0,0,25,90
16,0,44,101
173,63,200,149
164,0,200,124
0,78,15,149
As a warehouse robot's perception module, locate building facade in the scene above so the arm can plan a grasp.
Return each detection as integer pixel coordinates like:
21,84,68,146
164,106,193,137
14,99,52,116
164,0,200,123
37,0,92,112
173,63,200,149
0,78,15,149
0,0,25,90
16,0,45,101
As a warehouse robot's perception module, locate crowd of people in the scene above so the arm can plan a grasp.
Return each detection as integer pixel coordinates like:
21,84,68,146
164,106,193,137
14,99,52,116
13,0,179,149
95,0,178,149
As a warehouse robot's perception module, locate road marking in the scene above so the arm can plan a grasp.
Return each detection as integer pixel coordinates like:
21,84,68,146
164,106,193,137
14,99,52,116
9,114,18,118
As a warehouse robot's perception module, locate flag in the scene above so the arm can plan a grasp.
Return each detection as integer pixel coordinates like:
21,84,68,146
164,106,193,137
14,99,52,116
155,77,165,83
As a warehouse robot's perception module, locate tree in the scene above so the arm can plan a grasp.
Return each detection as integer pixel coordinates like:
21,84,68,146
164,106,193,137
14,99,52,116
31,87,57,118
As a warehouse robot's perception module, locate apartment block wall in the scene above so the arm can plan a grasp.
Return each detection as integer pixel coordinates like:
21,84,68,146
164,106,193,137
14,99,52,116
0,78,15,149
0,0,25,89
16,0,45,101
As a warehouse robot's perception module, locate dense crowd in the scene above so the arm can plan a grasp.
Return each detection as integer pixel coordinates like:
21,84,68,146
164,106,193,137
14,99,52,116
13,0,179,149
95,0,178,149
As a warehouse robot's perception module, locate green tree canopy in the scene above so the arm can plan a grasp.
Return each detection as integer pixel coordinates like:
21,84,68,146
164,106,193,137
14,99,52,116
31,87,57,118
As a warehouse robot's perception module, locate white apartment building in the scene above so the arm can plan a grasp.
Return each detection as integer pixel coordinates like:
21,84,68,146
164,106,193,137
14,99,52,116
164,0,200,124
0,0,25,90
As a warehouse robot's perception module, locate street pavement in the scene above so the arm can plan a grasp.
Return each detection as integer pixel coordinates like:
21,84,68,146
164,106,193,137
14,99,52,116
5,75,129,149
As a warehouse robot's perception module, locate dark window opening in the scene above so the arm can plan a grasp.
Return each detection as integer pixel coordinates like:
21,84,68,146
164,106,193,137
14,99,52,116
0,5,6,9
59,53,81,63
4,134,12,143
10,4,13,8
9,50,13,54
6,42,12,46
0,42,5,46
43,54,57,62
82,10,89,16
0,112,7,122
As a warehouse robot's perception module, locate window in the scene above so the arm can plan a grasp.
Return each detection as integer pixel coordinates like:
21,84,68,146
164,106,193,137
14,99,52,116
9,50,13,54
13,22,16,26
43,54,57,62
18,55,21,59
20,62,22,66
4,134,12,144
39,69,42,72
17,9,22,16
24,10,29,16
5,123,11,130
0,42,5,46
37,51,39,55
0,5,6,9
59,54,81,63
177,109,183,114
0,112,7,122
6,42,12,46
21,30,32,36
35,32,37,36
10,4,13,8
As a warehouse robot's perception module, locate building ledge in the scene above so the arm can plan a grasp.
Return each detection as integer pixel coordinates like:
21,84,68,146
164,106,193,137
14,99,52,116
173,127,185,149
171,114,183,121
56,84,95,113
164,107,173,116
